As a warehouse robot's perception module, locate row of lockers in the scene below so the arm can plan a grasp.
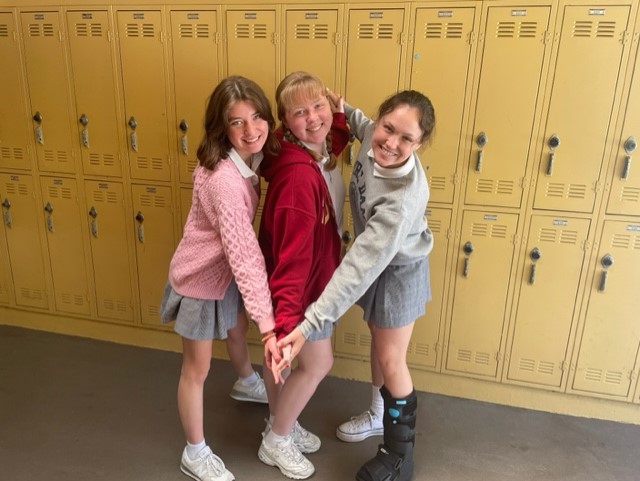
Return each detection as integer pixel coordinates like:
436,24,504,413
0,0,639,411
1,170,639,404
1,2,639,214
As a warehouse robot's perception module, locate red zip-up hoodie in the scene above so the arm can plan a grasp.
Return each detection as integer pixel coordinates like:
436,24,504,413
259,113,349,338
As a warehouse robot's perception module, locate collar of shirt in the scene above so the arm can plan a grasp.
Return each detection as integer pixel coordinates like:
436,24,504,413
368,149,416,178
301,140,330,168
228,148,263,185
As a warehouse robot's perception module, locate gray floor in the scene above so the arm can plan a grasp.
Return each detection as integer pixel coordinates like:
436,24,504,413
1,324,639,481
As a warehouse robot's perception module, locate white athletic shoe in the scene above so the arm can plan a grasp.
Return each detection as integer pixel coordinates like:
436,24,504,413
180,446,235,481
336,410,384,442
262,419,321,453
230,374,268,404
258,435,315,480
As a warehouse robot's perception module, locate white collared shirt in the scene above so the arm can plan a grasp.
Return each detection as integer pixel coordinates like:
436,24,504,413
368,149,416,178
228,148,263,186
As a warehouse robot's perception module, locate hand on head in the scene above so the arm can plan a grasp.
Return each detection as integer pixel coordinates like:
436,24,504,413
326,88,344,114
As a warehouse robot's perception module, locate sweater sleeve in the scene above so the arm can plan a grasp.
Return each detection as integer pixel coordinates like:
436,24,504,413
207,168,275,334
298,196,413,339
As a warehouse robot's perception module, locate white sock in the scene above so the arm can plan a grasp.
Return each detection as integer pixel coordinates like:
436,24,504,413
265,428,287,447
239,370,260,386
186,439,206,459
370,385,383,419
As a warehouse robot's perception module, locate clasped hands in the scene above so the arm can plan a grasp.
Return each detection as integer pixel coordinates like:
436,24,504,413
263,327,307,384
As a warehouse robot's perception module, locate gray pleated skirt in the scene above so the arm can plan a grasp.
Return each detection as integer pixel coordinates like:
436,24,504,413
357,256,431,328
159,280,241,341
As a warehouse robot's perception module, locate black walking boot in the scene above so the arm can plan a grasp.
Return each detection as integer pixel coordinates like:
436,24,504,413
355,385,417,481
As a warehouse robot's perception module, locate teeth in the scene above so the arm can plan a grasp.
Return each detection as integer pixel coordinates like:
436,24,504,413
307,124,322,132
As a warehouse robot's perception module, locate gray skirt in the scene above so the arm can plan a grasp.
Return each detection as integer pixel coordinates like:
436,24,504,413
159,280,241,341
356,257,431,328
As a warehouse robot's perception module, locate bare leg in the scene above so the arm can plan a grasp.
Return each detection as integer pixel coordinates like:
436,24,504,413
177,337,213,443
370,322,415,397
225,310,254,378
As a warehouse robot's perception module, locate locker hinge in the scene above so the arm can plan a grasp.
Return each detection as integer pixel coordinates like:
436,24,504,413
620,30,630,45
398,32,408,45
629,369,638,381
107,30,112,43
593,180,603,193
332,32,342,45
445,227,453,240
495,351,503,362
511,234,520,246
559,360,568,372
467,30,476,45
271,32,279,45
581,239,592,252
159,31,166,43
452,171,460,185
541,30,551,45
214,31,221,44
520,176,528,189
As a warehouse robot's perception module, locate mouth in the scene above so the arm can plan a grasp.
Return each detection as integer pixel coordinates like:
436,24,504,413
243,135,262,144
377,144,398,159
306,123,323,133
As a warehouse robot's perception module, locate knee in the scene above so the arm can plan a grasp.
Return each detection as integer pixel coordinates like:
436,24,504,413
181,360,210,384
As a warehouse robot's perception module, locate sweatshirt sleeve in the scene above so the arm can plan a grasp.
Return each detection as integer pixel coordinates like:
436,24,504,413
344,104,373,143
331,112,350,156
297,194,413,339
207,168,275,334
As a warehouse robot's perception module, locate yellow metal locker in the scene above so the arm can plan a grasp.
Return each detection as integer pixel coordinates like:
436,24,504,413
570,220,640,399
0,11,31,171
84,180,134,322
117,9,171,182
20,10,76,174
40,175,92,315
409,5,477,205
0,219,12,305
533,4,632,213
131,183,175,327
66,9,123,177
407,207,451,370
284,7,341,91
0,173,48,308
170,9,220,184
607,36,640,215
225,8,278,108
445,210,518,378
506,215,590,388
465,4,552,208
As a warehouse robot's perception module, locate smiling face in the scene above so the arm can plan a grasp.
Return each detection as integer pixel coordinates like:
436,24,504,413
226,100,269,163
371,104,424,169
282,93,333,152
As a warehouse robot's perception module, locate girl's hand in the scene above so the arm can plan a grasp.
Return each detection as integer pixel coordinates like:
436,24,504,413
272,344,291,384
326,88,344,114
276,327,307,362
264,336,283,382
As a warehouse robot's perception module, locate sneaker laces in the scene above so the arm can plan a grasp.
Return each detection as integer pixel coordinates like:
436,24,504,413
351,410,379,429
201,450,226,477
292,420,311,440
276,436,305,464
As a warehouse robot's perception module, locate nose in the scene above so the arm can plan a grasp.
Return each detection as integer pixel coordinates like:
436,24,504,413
244,120,258,135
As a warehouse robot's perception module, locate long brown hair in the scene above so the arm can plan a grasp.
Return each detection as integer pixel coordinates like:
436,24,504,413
197,76,279,170
275,71,338,171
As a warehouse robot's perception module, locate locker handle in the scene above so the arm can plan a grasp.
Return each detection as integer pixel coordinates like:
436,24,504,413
136,211,144,243
88,206,98,238
546,152,555,176
621,155,631,180
475,150,484,173
2,198,10,228
620,137,635,180
462,241,474,278
44,202,54,232
80,114,90,148
528,247,541,285
598,253,614,292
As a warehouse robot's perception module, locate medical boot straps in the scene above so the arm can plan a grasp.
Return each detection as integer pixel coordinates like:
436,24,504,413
356,386,417,481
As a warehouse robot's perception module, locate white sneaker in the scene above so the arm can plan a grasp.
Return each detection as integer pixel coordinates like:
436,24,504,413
258,435,315,479
336,410,384,443
262,419,321,454
180,446,235,481
230,374,268,404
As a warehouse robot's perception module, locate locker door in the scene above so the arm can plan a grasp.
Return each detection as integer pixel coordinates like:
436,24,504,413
0,12,31,171
533,5,631,213
343,8,406,184
84,180,134,322
607,37,640,215
0,214,12,304
571,220,640,399
0,173,48,308
446,210,518,378
40,176,91,315
170,10,220,184
117,10,171,181
131,184,175,326
465,5,551,208
20,10,76,174
66,10,123,177
225,8,278,108
179,186,192,235
284,7,341,91
409,6,477,205
506,215,590,388
407,207,451,370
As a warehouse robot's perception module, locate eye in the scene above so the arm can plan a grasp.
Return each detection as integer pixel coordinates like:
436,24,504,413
293,108,305,117
383,125,393,133
252,113,263,121
229,119,243,127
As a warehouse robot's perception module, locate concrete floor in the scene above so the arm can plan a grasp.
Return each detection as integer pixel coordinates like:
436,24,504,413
1,324,639,481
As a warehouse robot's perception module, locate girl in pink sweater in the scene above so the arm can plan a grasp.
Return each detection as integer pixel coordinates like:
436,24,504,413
160,76,282,481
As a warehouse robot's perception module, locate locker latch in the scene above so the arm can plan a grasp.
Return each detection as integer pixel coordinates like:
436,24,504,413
179,119,189,155
2,198,11,228
44,201,54,232
79,114,90,148
546,134,560,176
88,206,98,237
135,211,145,242
621,136,636,180
528,247,541,285
475,132,488,173
598,253,613,292
462,241,474,277
33,111,44,145
128,116,138,152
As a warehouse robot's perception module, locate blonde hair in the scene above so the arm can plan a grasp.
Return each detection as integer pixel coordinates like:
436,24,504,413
275,71,337,171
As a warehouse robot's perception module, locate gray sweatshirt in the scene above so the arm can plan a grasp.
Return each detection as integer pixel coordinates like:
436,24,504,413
298,104,434,339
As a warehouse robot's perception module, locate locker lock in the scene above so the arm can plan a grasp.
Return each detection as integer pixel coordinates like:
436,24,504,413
548,134,560,150
475,132,488,148
463,241,474,255
530,247,541,261
528,247,542,285
33,111,43,123
79,114,89,126
624,137,637,154
598,253,614,292
1,198,10,209
341,230,352,245
179,119,189,132
88,206,97,218
462,241,474,278
601,253,613,269
135,211,144,223
128,117,138,129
